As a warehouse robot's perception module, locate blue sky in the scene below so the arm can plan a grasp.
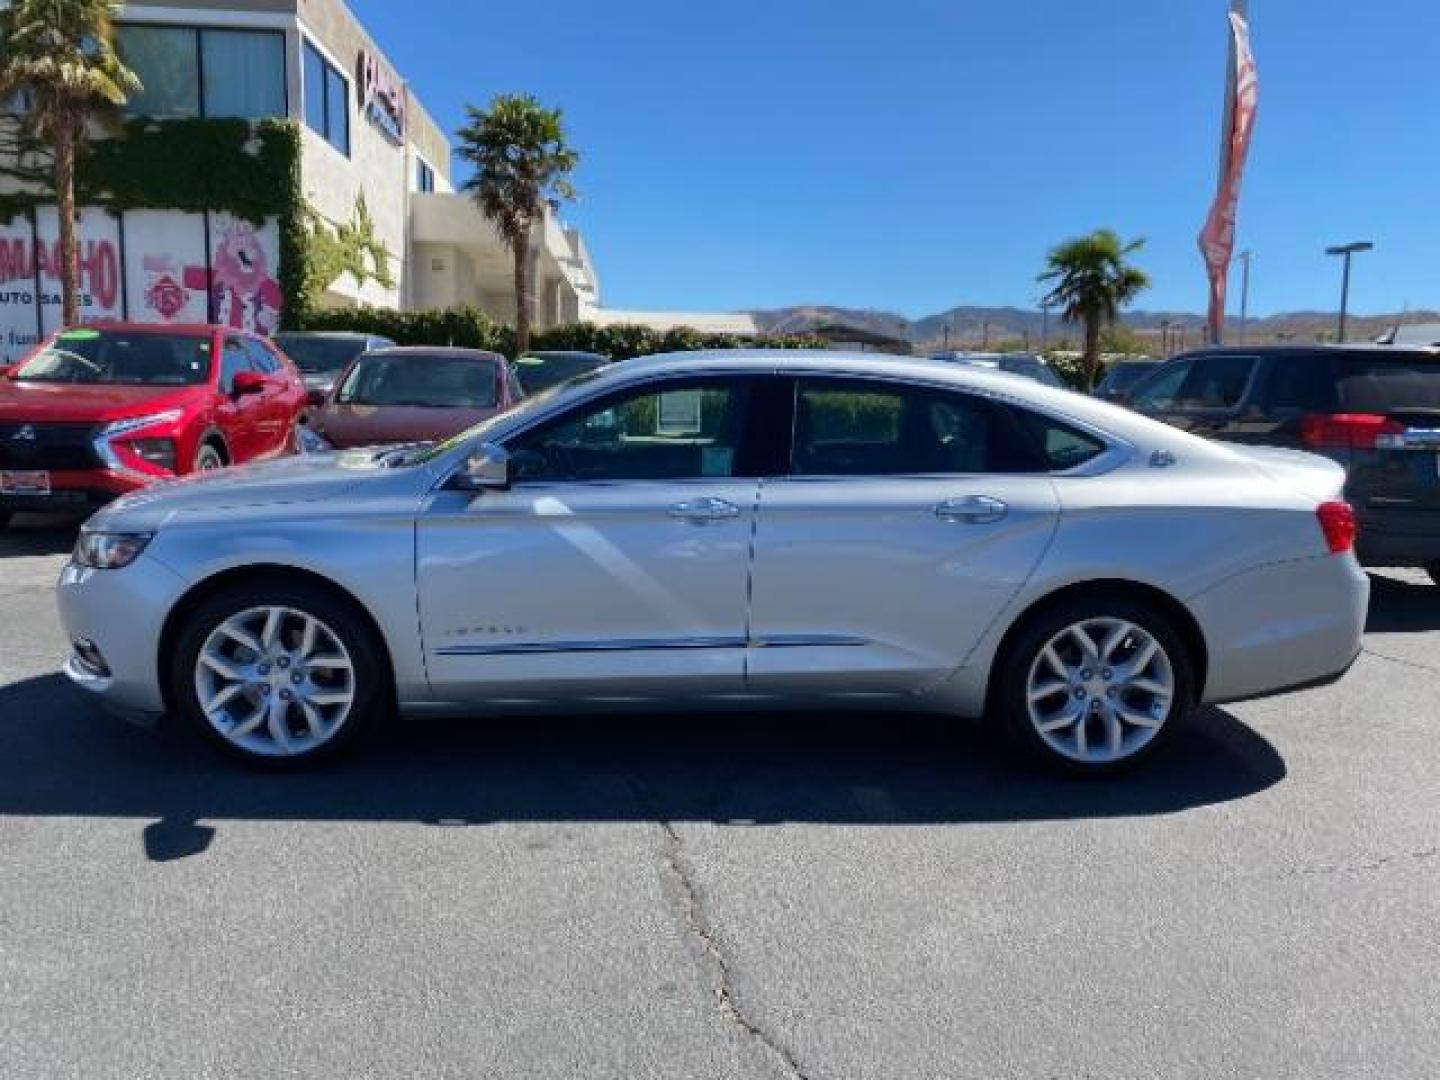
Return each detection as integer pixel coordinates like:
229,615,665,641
352,0,1440,318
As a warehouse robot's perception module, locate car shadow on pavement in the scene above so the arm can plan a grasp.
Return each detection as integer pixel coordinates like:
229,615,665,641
0,673,1286,861
1366,572,1440,633
0,514,81,557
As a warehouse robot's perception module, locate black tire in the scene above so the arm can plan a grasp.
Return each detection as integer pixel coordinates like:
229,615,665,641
1426,562,1440,587
169,577,389,768
993,596,1196,776
193,442,225,473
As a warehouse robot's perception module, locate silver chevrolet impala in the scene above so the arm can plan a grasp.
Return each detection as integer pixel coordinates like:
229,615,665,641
57,351,1368,773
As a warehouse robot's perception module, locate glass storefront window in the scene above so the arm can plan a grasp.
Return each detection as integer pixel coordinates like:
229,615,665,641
117,25,201,119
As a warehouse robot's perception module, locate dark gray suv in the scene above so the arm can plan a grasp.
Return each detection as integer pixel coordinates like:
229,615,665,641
1128,345,1440,582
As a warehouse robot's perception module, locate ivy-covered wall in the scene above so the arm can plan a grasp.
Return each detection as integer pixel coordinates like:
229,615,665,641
0,117,318,328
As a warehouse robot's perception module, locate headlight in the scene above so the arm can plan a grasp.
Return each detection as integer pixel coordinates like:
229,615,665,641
73,531,154,570
99,410,184,438
126,437,177,471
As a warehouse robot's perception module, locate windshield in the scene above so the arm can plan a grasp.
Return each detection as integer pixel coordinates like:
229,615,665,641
14,328,213,386
273,335,372,375
511,352,607,394
335,353,500,409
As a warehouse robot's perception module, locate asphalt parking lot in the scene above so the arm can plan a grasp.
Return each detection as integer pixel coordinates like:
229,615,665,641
2,514,1438,1080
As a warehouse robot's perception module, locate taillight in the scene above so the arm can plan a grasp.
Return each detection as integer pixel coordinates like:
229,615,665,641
1300,412,1405,450
1316,501,1356,554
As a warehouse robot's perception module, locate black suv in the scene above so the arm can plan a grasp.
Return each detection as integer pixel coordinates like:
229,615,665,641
1127,345,1440,582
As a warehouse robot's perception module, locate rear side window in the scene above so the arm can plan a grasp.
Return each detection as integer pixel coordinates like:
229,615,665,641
1174,354,1257,410
1337,353,1440,413
1257,354,1338,412
1007,407,1107,471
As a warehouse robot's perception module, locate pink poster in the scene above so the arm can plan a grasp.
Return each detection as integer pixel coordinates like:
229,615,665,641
208,213,283,335
122,210,210,326
34,206,124,335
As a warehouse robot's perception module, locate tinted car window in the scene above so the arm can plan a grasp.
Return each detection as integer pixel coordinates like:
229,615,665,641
219,337,251,393
791,380,1042,476
1337,353,1440,412
1129,359,1192,411
1009,408,1107,470
244,338,279,375
1257,354,1339,412
14,328,213,386
1174,355,1257,410
511,352,608,394
336,354,500,409
510,379,749,482
1097,361,1157,396
273,334,371,376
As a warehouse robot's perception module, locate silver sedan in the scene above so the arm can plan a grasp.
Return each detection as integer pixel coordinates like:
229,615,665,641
57,351,1368,773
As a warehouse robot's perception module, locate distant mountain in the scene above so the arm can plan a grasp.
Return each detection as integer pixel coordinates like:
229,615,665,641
748,304,1440,352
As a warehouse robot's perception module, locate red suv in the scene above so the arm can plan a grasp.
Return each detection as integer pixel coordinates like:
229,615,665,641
0,323,307,524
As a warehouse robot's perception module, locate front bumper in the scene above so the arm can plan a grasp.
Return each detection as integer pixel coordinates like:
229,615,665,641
2,468,146,516
56,554,188,718
1190,553,1370,705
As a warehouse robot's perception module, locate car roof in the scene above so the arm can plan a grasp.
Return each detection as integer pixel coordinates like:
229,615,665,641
1174,343,1440,358
362,346,504,360
80,321,223,336
274,330,382,340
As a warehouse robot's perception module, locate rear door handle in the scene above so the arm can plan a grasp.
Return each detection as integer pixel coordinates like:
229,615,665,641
934,495,1008,524
668,496,742,524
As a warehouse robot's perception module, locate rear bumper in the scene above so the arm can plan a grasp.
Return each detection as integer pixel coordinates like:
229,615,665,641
1355,508,1440,567
1190,553,1369,705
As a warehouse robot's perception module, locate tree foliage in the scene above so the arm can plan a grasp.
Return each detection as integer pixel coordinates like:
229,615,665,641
1038,229,1150,389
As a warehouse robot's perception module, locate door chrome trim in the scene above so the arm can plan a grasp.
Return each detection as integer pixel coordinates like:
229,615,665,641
433,633,870,657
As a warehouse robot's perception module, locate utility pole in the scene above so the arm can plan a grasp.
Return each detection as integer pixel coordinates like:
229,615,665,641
1233,250,1252,343
1039,303,1050,351
1325,241,1373,343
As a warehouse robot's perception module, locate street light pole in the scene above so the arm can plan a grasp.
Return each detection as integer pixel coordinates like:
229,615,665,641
1325,241,1373,343
1233,250,1252,343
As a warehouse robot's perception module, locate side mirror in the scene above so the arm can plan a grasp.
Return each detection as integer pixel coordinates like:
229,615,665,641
450,442,511,492
232,370,267,396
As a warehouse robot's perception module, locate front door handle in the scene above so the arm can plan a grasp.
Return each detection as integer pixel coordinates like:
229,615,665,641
934,495,1008,524
668,496,742,524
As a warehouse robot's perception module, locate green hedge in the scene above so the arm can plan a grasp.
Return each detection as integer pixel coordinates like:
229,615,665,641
296,305,826,360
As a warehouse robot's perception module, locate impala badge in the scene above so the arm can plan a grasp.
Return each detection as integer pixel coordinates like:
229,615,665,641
12,425,35,442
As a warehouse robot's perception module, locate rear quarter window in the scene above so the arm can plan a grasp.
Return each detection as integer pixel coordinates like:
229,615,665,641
1337,353,1440,413
1006,406,1108,471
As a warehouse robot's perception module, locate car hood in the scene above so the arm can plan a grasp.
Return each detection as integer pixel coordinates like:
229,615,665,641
314,403,501,448
0,380,205,423
89,450,413,532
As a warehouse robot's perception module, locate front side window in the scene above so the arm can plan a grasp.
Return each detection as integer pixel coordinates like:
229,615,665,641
117,25,201,118
15,329,211,386
202,30,285,119
336,355,500,409
1129,359,1193,412
1139,354,1258,412
791,380,1043,476
509,380,749,483
244,338,279,375
220,337,251,393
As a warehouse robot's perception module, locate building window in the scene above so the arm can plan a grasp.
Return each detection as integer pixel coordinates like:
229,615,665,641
117,24,284,120
202,29,286,119
416,159,435,193
303,40,350,156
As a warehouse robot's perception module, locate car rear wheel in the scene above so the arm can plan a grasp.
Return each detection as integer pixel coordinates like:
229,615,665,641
995,597,1195,775
170,580,387,766
194,443,225,473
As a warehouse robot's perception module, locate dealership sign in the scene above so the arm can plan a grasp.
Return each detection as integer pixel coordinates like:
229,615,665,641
358,50,406,145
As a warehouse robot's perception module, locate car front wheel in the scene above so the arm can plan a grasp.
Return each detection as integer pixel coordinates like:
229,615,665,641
995,597,1195,774
170,579,387,766
193,443,225,473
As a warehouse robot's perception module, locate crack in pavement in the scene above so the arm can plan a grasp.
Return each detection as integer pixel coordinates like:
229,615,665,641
1361,646,1440,676
628,776,815,1080
1234,846,1440,884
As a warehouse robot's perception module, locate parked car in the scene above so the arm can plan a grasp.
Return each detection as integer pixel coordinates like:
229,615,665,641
932,351,1067,389
306,346,520,450
1125,345,1440,583
59,350,1366,772
272,331,395,402
1094,358,1160,403
510,350,611,395
0,323,306,525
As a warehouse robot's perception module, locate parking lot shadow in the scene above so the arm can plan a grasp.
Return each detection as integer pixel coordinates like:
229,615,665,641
0,515,80,557
0,673,1285,858
1366,572,1440,633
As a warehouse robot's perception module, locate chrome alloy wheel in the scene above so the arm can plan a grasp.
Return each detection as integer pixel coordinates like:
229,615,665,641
1024,617,1175,764
194,606,356,757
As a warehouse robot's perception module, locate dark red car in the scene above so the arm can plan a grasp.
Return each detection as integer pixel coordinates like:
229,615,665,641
0,322,307,524
307,347,521,450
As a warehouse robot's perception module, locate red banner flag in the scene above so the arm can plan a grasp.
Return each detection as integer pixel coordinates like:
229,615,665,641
1199,11,1258,344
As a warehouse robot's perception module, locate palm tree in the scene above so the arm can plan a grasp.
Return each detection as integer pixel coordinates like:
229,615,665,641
1038,230,1150,390
0,0,138,327
456,94,578,356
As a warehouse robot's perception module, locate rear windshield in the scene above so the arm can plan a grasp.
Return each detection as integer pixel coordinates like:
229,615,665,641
336,354,499,409
273,335,373,375
1338,353,1440,413
14,328,212,385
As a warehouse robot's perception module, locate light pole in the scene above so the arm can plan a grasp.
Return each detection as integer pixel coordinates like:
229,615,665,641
1325,241,1373,343
1233,250,1252,343
1039,303,1050,351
